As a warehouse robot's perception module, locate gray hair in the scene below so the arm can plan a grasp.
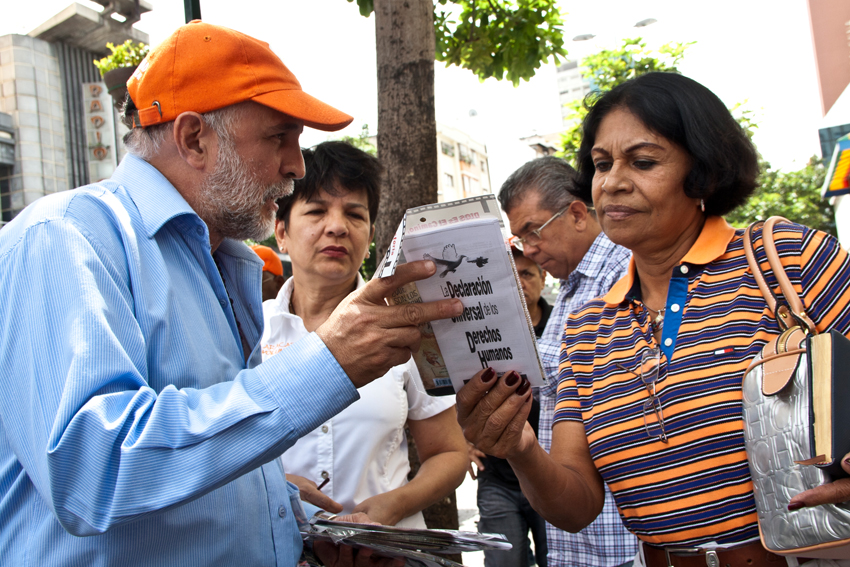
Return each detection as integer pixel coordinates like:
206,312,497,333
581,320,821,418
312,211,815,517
123,102,247,161
498,156,585,214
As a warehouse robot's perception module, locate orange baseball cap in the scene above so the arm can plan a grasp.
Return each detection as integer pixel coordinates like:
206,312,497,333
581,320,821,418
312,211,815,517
250,245,284,277
127,20,353,131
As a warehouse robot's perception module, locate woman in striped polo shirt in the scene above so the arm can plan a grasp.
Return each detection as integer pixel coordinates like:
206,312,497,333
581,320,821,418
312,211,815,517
456,72,850,567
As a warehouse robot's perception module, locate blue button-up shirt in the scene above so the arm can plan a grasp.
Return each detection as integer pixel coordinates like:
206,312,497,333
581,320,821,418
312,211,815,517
0,155,358,566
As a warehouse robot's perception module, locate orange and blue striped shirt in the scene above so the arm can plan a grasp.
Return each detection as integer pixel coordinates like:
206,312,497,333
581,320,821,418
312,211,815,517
554,217,850,547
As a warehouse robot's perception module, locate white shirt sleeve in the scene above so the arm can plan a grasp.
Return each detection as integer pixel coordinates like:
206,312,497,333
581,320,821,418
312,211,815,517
402,360,455,421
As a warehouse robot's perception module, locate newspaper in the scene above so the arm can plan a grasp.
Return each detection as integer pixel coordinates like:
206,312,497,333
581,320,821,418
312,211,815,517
376,195,545,395
301,516,511,567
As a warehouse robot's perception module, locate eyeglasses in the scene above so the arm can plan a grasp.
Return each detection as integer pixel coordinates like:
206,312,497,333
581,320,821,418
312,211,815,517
617,348,668,443
510,206,568,251
510,204,595,251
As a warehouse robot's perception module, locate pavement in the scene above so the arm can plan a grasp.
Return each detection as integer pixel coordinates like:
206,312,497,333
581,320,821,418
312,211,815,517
456,472,485,567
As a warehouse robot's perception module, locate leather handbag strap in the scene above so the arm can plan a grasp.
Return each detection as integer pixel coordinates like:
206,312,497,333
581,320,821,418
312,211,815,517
743,217,817,334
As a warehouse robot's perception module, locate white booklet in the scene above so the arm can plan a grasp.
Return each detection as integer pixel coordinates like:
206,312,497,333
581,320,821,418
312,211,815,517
375,195,545,395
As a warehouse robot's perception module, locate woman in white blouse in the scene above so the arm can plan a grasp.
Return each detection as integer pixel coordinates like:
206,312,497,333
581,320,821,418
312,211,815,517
261,141,468,528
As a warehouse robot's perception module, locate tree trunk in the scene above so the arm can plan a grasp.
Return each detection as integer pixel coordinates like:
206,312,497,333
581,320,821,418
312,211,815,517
374,0,459,550
374,0,438,261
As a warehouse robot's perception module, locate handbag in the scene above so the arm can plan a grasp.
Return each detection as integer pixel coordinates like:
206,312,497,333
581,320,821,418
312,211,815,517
741,216,850,559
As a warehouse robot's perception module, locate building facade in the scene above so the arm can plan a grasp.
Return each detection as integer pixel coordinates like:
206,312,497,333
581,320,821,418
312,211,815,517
807,0,850,247
0,1,148,223
555,60,591,128
436,123,492,202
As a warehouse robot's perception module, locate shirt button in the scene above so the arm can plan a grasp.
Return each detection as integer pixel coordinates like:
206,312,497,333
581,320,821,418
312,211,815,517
321,425,329,433
278,506,287,518
670,304,680,313
196,227,204,236
219,298,226,306
680,265,689,274
321,471,329,480
664,338,673,347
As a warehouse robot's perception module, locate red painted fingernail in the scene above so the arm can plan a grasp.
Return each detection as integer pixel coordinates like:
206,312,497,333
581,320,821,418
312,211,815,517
787,501,804,511
505,371,519,387
516,377,530,396
482,367,496,383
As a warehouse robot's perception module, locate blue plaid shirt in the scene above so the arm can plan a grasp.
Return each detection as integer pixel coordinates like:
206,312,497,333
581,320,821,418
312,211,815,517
537,231,637,567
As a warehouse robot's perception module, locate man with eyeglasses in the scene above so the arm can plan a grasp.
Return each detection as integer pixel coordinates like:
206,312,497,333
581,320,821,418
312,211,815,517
497,156,636,567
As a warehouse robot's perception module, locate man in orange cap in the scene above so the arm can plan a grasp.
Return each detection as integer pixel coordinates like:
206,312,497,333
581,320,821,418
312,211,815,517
0,21,461,567
251,244,287,301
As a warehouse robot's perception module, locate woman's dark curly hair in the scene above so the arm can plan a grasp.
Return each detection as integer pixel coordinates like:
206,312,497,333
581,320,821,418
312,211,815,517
575,72,759,217
276,140,383,226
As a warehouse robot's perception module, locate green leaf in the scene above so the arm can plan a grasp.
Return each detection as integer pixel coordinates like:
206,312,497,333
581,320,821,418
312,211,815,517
346,0,374,16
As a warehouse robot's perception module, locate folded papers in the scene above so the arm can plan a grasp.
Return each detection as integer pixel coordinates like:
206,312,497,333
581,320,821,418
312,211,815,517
301,515,512,567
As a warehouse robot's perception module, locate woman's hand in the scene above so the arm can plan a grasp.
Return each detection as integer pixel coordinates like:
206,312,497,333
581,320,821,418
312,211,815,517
286,474,344,515
788,454,850,510
351,493,399,526
456,368,535,460
313,542,405,567
333,512,377,525
466,441,486,480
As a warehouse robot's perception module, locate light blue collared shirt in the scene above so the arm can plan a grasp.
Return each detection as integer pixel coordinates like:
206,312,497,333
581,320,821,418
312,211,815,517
0,155,358,566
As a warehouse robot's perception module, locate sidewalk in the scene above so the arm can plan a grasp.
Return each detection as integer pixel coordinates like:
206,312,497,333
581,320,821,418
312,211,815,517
456,473,484,567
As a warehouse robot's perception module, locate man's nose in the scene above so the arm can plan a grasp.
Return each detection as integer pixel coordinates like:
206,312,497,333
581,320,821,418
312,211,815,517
282,149,305,179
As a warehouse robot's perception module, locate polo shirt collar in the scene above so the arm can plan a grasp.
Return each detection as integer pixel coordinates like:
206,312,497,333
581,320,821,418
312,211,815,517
602,216,736,305
111,154,199,239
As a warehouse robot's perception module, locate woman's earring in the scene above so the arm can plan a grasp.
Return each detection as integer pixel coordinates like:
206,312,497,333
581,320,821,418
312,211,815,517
365,250,370,259
700,198,705,212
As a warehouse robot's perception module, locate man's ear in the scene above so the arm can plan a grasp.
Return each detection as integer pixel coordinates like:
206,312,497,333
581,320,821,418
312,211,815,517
275,218,288,253
568,200,589,232
172,111,215,172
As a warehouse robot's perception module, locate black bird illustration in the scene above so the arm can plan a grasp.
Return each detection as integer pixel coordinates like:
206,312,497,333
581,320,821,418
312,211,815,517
424,244,467,277
467,256,489,268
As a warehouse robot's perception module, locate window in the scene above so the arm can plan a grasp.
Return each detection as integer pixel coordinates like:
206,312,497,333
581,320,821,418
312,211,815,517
458,144,473,164
462,175,472,196
444,173,454,187
440,141,455,157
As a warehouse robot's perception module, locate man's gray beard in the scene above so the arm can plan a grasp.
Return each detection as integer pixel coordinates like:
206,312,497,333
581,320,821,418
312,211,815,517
197,136,294,243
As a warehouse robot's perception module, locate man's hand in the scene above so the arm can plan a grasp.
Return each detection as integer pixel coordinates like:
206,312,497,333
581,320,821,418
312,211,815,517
316,260,463,388
466,441,486,480
788,454,850,510
286,474,343,514
313,542,404,567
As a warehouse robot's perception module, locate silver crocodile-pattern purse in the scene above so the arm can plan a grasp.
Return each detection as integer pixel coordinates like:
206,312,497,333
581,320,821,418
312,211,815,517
741,218,850,559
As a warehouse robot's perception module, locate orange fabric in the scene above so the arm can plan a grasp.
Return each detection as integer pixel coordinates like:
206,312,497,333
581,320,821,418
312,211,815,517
250,245,283,276
127,21,353,131
602,216,737,305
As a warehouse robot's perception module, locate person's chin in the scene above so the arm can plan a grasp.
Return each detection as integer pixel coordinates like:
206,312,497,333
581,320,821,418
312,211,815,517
314,260,356,279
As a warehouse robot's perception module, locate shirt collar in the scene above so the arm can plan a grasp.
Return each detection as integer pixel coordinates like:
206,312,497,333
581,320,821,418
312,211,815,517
570,231,615,281
602,216,736,305
111,154,199,239
270,272,366,316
